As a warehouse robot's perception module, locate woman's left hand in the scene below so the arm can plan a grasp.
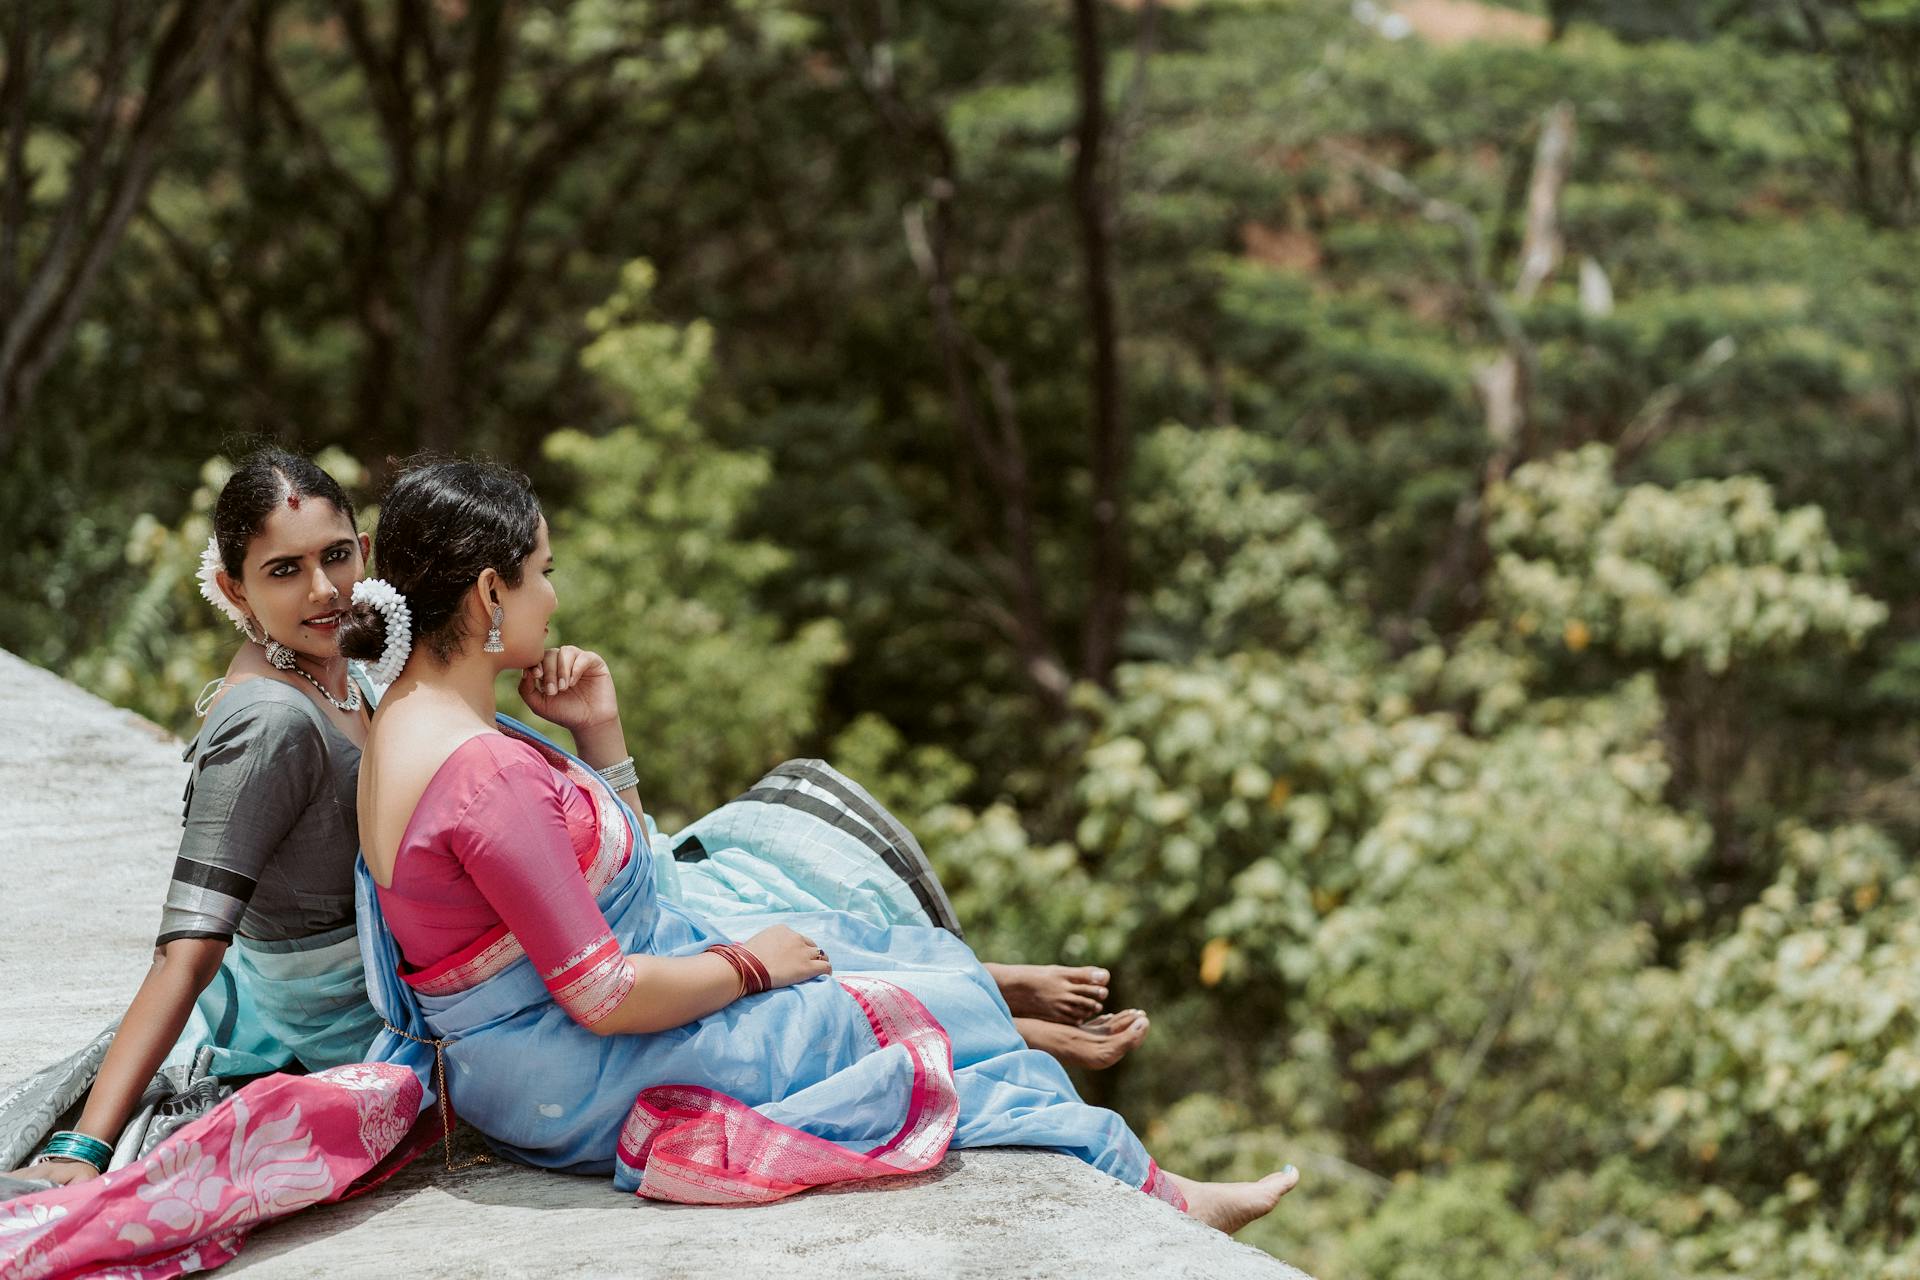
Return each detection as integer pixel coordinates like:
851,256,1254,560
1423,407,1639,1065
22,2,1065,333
518,646,619,732
6,1159,93,1186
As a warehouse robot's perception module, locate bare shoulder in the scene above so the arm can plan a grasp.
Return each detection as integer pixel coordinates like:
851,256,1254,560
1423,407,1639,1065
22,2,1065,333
358,705,500,885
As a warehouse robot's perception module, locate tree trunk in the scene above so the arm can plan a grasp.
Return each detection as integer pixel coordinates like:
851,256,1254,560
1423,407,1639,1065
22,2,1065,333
0,0,248,455
1071,0,1130,688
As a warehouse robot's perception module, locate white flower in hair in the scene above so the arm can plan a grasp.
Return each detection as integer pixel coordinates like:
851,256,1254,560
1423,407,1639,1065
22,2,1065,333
196,536,252,634
351,577,414,686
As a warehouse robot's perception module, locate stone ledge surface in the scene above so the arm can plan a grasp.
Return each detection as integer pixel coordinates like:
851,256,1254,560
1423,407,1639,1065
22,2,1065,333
0,649,1307,1278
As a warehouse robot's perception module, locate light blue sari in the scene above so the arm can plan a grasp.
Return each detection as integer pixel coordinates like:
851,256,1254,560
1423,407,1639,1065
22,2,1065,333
355,717,1162,1198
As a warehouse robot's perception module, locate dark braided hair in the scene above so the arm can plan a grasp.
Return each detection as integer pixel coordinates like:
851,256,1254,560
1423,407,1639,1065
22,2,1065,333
340,457,543,665
212,447,358,577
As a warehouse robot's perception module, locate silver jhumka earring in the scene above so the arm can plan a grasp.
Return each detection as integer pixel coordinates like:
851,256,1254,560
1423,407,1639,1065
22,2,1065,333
242,615,297,669
483,604,505,653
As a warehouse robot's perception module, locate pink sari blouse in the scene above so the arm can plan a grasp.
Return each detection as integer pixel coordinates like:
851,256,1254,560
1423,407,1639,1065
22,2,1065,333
374,734,635,1028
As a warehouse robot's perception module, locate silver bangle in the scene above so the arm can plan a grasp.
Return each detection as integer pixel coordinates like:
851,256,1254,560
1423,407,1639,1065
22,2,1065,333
596,755,638,793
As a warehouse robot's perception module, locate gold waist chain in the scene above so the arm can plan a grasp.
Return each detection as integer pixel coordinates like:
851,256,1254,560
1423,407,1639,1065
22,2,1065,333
381,1020,493,1172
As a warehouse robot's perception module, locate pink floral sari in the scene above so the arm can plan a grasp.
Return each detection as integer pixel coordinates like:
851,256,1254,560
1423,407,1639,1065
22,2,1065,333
0,1064,423,1279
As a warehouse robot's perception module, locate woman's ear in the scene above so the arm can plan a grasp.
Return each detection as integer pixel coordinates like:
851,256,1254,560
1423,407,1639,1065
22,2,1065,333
358,531,372,564
472,568,503,624
217,569,249,618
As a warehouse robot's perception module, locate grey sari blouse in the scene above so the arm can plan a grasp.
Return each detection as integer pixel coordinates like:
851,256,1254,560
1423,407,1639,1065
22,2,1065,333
156,676,367,946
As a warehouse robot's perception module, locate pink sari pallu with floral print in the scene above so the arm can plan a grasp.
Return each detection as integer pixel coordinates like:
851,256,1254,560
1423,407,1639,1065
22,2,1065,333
0,1064,423,1280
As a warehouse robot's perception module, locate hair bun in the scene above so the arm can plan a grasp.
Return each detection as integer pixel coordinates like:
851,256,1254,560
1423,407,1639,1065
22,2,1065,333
358,457,542,664
337,600,389,664
346,579,414,684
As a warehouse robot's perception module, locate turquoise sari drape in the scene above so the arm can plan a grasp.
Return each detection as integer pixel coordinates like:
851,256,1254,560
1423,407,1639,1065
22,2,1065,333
167,923,383,1078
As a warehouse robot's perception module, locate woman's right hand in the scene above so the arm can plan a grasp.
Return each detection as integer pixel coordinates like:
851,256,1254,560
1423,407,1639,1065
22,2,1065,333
7,1158,98,1186
741,925,833,990
518,646,620,734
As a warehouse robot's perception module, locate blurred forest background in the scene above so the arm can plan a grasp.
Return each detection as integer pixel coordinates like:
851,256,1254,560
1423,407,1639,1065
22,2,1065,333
5,0,1920,1274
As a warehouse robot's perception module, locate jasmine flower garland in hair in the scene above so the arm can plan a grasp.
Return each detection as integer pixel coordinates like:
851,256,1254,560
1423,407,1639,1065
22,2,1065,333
351,578,414,685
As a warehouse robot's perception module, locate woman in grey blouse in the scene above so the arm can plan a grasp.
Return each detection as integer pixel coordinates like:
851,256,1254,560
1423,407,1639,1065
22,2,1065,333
6,450,1142,1188
9,449,383,1186
166,676,364,949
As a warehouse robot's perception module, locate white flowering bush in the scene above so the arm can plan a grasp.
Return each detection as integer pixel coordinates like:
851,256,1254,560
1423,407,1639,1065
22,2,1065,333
1487,445,1886,672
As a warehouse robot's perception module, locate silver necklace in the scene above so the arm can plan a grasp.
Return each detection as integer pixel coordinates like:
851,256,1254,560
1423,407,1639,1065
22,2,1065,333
287,662,363,714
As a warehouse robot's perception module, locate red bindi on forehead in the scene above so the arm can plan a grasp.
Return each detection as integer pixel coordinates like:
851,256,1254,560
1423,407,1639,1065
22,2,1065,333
287,493,301,509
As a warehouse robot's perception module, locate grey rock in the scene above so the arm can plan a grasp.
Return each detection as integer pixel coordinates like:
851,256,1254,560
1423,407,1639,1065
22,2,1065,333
0,650,1307,1278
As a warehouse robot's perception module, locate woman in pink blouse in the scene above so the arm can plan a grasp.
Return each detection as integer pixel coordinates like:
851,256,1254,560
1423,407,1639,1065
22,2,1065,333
343,458,1298,1232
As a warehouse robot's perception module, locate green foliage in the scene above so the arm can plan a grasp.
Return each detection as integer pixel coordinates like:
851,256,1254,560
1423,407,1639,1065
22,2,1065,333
914,426,1890,1275
1345,1164,1547,1280
1489,444,1887,672
1130,424,1350,659
541,262,845,820
17,2,1920,1275
1624,822,1920,1273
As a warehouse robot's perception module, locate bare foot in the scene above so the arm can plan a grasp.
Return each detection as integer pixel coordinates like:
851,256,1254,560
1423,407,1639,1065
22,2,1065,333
1166,1166,1299,1235
985,963,1109,1023
1016,1009,1149,1069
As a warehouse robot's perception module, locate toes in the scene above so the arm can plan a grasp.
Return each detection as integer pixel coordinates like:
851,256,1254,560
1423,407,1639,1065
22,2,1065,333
1093,1016,1149,1068
1067,991,1108,1018
1081,1009,1144,1034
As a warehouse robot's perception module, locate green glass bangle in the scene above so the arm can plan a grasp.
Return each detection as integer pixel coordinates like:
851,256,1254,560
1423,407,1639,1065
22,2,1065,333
39,1129,112,1171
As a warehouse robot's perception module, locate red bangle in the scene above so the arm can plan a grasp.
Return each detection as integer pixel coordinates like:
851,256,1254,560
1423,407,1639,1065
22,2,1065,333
706,942,772,997
706,943,749,997
735,944,771,995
